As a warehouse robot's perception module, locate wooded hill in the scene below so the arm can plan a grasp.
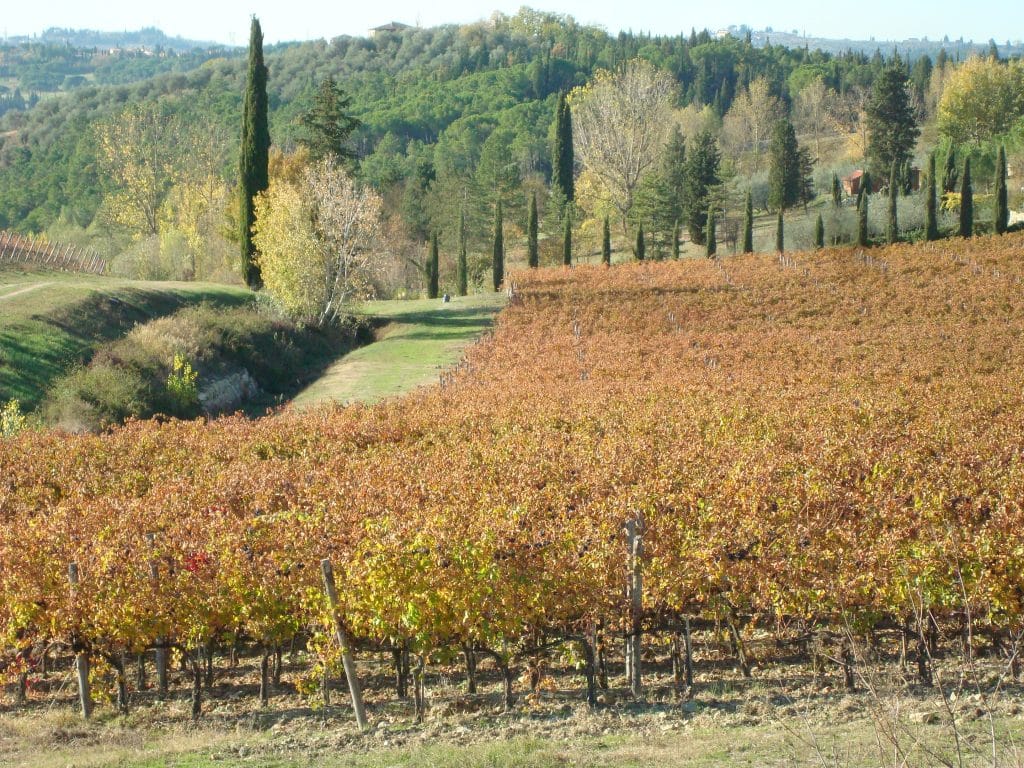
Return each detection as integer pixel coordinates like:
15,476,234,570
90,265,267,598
0,9,1018,273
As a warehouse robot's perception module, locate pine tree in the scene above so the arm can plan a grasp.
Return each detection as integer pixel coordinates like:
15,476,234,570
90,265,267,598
635,225,646,261
942,149,958,193
639,126,686,250
886,162,899,244
527,193,539,268
832,173,842,208
562,213,572,266
239,17,270,289
775,210,784,252
602,215,612,265
457,209,468,296
705,208,717,258
298,76,360,166
671,219,681,259
995,145,1009,235
742,192,754,253
551,92,575,204
814,213,825,249
866,65,920,177
427,233,440,299
925,152,939,241
857,193,869,247
959,157,973,238
492,200,504,291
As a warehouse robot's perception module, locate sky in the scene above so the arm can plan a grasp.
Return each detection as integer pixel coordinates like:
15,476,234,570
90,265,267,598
2,0,1021,47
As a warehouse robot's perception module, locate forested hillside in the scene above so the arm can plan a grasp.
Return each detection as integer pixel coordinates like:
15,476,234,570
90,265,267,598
0,9,1021,288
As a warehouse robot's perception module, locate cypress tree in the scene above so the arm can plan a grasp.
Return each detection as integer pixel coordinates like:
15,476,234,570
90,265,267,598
886,162,899,244
857,193,869,247
959,158,973,238
671,219,681,259
995,145,1009,235
705,208,717,258
814,213,825,249
775,210,784,252
427,233,440,299
457,209,468,296
551,92,575,204
635,225,646,261
925,151,939,241
602,216,612,265
562,213,572,266
492,200,504,291
768,118,802,212
527,193,539,268
239,17,270,289
742,192,754,253
832,172,842,208
942,149,958,193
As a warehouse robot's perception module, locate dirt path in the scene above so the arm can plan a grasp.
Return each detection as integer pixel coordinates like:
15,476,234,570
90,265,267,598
0,282,53,301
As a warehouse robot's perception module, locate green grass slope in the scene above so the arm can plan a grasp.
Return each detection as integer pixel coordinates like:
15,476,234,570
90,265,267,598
292,293,505,408
0,266,251,411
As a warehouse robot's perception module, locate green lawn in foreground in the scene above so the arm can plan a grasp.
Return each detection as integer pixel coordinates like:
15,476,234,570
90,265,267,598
292,293,506,408
0,266,251,411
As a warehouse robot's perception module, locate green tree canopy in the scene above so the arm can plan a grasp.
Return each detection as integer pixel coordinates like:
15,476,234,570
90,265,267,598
866,65,919,178
298,76,361,166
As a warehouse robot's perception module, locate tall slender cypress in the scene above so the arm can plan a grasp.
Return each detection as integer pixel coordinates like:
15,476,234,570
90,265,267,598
775,210,784,252
857,193,869,247
814,213,825,249
602,216,612,265
635,225,645,261
886,162,899,244
427,233,440,299
527,193,539,268
562,213,572,266
705,208,717,258
456,209,468,296
492,200,504,291
959,157,973,238
742,192,754,253
831,173,842,208
671,219,681,259
925,151,939,241
551,92,574,204
239,17,270,289
942,149,958,193
995,145,1009,235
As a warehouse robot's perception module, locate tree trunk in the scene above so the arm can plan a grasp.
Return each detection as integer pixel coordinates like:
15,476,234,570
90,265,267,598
580,632,598,709
728,621,751,678
136,653,146,693
462,643,477,694
413,654,426,723
842,640,856,692
190,651,202,719
260,650,271,707
205,640,215,691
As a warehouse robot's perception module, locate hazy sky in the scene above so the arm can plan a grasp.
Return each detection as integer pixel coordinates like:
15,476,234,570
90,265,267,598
3,0,1021,46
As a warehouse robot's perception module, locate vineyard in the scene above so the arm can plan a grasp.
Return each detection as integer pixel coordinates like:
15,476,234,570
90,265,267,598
0,230,106,274
2,234,1024,729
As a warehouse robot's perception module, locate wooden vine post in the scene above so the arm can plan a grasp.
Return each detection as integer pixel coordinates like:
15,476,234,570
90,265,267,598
320,559,368,732
68,562,93,719
625,516,644,698
145,532,169,698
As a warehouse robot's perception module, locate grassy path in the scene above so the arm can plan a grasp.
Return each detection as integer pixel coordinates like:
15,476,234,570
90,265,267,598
0,266,251,410
292,293,505,408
